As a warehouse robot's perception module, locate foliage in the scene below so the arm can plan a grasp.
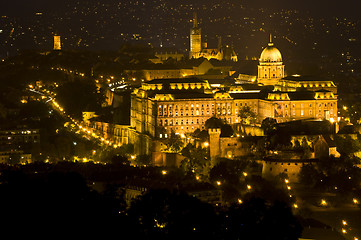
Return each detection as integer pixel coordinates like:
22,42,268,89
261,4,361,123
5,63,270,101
238,106,256,134
127,189,221,240
204,117,234,137
134,154,152,166
224,198,302,240
299,155,361,193
205,117,224,129
164,130,184,153
111,154,131,166
334,134,361,158
94,144,134,164
180,143,210,178
192,129,209,142
220,124,234,137
56,79,105,119
261,117,278,135
0,170,126,233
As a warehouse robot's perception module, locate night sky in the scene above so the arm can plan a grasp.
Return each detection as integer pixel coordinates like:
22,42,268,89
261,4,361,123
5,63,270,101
1,0,360,19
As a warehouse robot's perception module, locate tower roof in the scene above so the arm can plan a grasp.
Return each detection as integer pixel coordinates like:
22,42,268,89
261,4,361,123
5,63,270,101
259,35,282,63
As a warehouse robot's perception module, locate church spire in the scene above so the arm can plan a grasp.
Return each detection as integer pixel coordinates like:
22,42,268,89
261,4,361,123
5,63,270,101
193,12,198,28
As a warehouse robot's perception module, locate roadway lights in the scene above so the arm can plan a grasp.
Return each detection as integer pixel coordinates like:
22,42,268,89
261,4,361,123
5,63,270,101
321,199,327,206
342,220,347,226
247,185,252,190
293,204,298,209
216,181,221,186
162,170,167,175
353,198,359,204
243,172,248,177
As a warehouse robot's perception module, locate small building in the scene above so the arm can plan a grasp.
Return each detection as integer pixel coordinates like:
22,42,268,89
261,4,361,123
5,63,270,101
314,135,340,159
0,150,32,164
262,156,315,182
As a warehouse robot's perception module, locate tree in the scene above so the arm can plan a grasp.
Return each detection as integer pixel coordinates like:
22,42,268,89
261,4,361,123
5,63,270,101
164,130,183,152
238,106,256,134
261,117,277,136
205,117,234,137
111,154,130,166
205,117,224,129
220,124,234,137
134,154,152,166
181,143,210,177
56,80,105,119
127,189,221,240
224,198,302,240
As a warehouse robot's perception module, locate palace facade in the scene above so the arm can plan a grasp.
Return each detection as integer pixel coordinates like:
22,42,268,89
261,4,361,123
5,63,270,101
125,36,338,155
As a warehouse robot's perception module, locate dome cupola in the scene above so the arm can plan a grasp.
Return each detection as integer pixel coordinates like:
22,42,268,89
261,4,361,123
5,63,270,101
259,35,282,63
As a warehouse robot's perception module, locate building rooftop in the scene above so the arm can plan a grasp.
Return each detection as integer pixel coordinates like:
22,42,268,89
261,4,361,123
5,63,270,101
282,75,330,82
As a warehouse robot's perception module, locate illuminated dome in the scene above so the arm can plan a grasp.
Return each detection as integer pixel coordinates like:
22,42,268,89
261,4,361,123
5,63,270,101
259,38,282,63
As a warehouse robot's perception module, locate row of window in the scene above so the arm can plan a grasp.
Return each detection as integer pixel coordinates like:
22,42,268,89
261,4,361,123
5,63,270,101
159,118,204,126
158,102,257,110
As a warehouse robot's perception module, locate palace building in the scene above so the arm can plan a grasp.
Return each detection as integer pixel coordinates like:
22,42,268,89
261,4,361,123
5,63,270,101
122,36,338,155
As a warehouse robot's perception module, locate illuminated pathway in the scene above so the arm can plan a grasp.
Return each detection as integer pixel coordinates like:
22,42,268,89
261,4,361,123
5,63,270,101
284,179,360,240
27,85,119,155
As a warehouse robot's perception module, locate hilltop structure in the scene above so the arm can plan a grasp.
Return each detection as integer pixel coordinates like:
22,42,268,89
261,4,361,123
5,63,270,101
189,13,238,62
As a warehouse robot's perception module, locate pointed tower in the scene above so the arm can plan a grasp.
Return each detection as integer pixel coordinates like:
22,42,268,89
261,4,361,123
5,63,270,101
257,34,285,85
189,12,202,59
